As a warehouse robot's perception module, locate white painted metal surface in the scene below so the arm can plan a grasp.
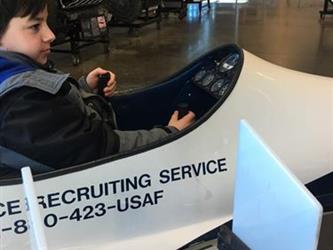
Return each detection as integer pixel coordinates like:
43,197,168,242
233,120,323,250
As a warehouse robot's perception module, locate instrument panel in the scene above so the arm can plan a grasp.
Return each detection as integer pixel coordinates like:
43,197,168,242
192,53,241,99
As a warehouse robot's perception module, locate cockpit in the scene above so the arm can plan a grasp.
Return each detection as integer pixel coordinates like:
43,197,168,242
112,44,243,131
0,44,243,180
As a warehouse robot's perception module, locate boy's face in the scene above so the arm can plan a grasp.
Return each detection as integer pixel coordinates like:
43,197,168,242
0,7,55,64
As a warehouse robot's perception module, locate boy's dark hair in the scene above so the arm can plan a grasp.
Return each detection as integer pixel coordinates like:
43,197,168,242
0,0,48,36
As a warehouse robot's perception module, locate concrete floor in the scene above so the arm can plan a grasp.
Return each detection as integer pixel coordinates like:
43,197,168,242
50,0,333,92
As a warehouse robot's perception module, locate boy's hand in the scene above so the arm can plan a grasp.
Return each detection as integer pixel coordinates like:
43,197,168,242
86,67,117,97
168,111,196,131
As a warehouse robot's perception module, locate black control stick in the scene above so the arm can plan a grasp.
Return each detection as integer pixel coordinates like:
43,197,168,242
177,103,189,119
97,72,110,96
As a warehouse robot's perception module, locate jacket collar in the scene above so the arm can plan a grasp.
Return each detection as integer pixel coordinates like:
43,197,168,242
0,51,69,96
0,50,51,71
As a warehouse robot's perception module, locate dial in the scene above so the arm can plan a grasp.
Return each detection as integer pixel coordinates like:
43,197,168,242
210,79,227,92
193,69,206,82
219,53,239,73
218,83,230,97
201,73,215,87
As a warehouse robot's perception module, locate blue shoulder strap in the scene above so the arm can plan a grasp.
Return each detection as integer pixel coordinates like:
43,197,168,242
0,57,33,84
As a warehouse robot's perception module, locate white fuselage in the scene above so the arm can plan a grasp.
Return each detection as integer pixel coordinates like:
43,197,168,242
0,50,332,250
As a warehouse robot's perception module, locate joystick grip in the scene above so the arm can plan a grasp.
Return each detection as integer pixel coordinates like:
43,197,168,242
98,73,110,96
177,103,189,119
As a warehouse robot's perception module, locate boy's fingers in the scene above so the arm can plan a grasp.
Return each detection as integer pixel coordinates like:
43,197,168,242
171,111,179,121
104,84,117,96
105,83,116,92
108,72,116,82
181,111,196,122
107,80,116,87
187,111,195,118
94,67,106,75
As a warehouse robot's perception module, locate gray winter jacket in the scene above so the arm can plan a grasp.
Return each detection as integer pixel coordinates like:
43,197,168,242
0,51,176,169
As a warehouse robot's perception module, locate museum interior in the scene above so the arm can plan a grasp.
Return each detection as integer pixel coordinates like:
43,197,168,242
48,1,332,249
49,0,333,91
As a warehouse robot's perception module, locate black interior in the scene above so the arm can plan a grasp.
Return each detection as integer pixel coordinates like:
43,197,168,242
112,44,243,131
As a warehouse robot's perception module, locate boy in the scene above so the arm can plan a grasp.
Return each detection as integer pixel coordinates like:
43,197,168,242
0,0,195,172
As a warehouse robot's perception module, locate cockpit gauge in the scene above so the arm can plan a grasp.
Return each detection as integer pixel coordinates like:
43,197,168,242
201,73,215,87
210,79,227,93
193,69,207,82
218,84,230,97
219,53,239,73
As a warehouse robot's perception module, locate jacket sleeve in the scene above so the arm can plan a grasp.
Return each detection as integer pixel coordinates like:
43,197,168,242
114,126,178,152
77,76,179,153
77,76,95,94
